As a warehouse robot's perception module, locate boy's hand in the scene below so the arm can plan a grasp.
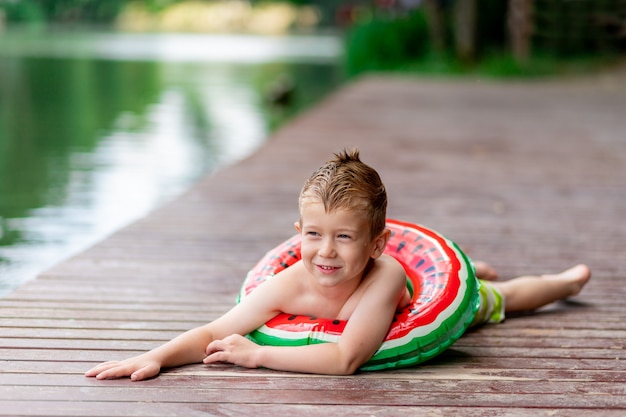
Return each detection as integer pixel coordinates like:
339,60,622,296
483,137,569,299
85,355,161,381
203,334,260,368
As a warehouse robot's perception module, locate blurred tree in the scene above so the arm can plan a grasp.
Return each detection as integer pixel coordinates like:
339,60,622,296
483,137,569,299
416,0,508,62
508,0,533,64
454,0,476,63
422,0,447,53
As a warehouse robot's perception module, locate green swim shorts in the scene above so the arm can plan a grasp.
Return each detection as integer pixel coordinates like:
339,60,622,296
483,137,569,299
471,280,505,326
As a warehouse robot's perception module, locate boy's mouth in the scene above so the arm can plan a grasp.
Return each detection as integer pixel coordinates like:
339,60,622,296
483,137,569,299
316,264,340,273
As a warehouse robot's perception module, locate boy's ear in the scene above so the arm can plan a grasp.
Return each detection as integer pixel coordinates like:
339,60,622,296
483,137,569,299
371,228,391,258
294,221,302,233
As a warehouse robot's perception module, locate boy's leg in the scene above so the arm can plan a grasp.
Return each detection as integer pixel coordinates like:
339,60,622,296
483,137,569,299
490,264,591,313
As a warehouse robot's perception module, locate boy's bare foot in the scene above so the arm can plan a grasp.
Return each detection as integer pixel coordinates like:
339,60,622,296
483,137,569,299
542,264,591,297
474,261,498,281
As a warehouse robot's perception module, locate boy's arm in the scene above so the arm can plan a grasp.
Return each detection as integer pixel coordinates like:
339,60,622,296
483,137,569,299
85,324,216,381
204,256,407,375
86,329,204,381
85,280,287,381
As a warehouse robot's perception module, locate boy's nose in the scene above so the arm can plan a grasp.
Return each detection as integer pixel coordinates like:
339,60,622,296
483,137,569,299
318,239,336,257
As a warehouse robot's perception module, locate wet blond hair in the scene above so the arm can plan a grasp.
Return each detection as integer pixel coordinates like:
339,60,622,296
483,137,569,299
299,148,387,239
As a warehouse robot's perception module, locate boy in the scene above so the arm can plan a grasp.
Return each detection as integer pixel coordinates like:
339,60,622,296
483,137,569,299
86,149,591,381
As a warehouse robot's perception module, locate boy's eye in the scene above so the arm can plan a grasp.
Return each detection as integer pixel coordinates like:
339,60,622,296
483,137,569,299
306,231,319,237
338,234,351,239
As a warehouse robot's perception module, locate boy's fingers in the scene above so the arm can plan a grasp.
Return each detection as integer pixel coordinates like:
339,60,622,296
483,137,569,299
130,365,155,381
95,364,136,380
203,351,227,364
205,339,225,355
84,361,118,377
95,367,124,380
86,359,160,381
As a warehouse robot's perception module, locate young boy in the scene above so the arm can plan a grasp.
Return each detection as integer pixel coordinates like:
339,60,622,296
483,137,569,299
85,149,591,381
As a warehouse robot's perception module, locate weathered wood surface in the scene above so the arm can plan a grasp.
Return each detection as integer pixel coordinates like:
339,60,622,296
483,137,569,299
2,70,626,416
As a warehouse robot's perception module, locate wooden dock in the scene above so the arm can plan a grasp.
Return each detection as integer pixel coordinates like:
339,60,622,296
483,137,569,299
2,71,626,416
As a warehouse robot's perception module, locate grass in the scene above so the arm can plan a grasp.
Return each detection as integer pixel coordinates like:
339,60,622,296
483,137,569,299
345,43,624,80
391,51,623,79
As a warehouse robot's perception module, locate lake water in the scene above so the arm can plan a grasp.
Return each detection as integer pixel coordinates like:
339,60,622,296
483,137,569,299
0,30,343,297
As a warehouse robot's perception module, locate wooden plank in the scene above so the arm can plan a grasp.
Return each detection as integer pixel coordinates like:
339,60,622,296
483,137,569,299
1,334,622,354
0,318,200,330
0,301,232,314
0,384,625,408
3,368,626,388
3,402,621,417
1,356,622,373
2,323,624,344
0,307,216,321
0,338,165,351
1,343,621,362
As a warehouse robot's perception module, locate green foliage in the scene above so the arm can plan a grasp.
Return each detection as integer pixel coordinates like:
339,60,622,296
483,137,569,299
0,0,46,23
343,2,621,80
0,0,179,24
344,9,430,77
31,0,127,23
140,0,182,13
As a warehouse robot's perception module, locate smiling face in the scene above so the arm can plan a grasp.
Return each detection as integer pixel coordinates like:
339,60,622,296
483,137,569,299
296,198,386,289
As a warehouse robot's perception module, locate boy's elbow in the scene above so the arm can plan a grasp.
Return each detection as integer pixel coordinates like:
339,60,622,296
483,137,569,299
334,352,364,375
341,361,361,375
330,362,359,376
328,341,380,375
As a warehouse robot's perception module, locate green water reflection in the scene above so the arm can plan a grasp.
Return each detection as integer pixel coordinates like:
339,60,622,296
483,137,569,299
0,58,160,214
0,32,343,296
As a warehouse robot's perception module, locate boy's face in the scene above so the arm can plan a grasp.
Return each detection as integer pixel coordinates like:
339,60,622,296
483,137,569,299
295,198,386,289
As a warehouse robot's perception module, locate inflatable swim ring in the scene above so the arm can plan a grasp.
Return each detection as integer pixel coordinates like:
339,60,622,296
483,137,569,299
238,219,480,371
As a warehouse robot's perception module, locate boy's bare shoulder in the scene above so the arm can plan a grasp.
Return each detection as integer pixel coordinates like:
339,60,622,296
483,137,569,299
247,261,307,302
365,254,406,288
369,254,410,308
375,253,405,273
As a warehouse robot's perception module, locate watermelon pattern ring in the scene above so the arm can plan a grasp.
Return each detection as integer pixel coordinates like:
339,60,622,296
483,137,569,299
238,219,480,371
